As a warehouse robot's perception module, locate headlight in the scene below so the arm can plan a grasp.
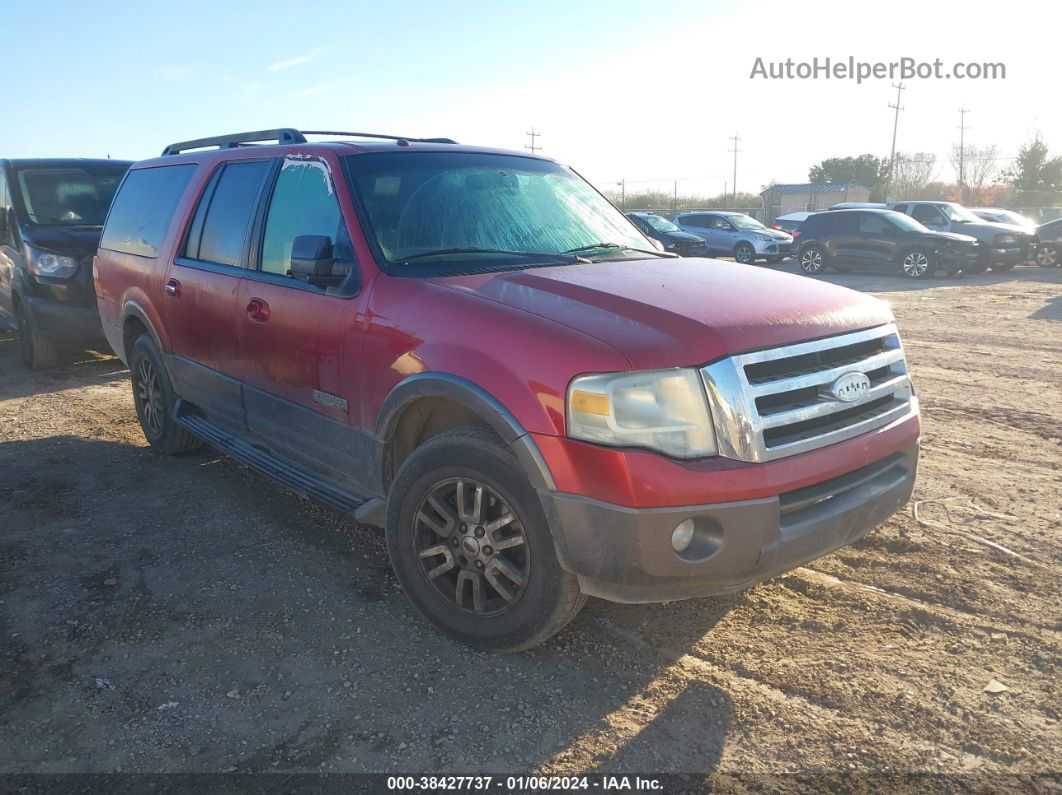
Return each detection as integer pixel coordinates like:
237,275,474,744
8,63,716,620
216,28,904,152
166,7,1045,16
993,234,1017,245
26,245,79,278
754,233,774,241
567,369,717,458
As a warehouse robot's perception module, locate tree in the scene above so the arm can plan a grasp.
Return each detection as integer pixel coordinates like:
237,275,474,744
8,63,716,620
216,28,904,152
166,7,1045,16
891,153,937,199
949,143,999,205
1001,135,1062,192
808,154,890,201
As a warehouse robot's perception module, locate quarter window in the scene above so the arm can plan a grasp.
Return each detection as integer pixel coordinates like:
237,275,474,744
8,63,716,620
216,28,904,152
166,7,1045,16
261,157,353,276
100,165,196,258
185,160,271,267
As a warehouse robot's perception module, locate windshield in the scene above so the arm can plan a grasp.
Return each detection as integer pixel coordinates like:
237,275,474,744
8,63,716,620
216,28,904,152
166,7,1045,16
643,214,680,233
727,213,766,231
939,203,981,223
884,211,928,232
15,164,128,226
344,152,651,268
991,210,1035,227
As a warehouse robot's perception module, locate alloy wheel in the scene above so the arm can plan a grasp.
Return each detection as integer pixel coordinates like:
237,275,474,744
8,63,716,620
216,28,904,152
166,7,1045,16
735,245,754,264
902,251,930,277
800,249,823,273
135,357,165,437
1037,244,1059,267
413,478,530,617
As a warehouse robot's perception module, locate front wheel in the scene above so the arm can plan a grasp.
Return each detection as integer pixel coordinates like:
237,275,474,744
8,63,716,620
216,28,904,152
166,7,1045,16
1036,244,1059,267
14,303,59,370
733,243,756,265
386,427,585,653
900,249,936,279
799,246,827,275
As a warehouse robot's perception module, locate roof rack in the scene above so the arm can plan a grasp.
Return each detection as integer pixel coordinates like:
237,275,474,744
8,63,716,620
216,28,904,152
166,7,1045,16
161,127,457,156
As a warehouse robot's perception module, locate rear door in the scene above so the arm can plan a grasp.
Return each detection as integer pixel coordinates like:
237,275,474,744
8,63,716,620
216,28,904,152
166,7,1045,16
822,212,861,265
168,157,274,429
233,153,364,483
854,212,898,268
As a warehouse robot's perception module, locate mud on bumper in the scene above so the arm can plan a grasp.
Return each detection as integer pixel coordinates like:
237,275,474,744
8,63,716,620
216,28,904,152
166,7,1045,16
539,445,917,603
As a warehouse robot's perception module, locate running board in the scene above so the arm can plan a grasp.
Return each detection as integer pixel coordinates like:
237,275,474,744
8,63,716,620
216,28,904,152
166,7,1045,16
174,401,373,518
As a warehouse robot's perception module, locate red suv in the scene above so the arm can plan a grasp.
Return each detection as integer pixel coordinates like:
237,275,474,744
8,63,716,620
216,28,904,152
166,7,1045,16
95,128,920,652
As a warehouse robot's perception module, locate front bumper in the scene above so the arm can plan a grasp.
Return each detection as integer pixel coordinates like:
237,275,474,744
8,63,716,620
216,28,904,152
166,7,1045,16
988,245,1027,266
754,239,793,257
539,443,917,603
21,293,106,348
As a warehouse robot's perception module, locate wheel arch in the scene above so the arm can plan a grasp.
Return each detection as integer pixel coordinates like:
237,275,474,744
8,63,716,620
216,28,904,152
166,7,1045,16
375,372,556,495
119,301,164,364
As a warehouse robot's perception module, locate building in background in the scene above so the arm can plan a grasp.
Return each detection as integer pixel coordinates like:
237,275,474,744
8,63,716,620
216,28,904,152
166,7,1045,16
762,183,870,222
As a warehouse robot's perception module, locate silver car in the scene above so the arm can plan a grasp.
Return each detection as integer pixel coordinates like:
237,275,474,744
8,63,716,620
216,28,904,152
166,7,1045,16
673,211,793,264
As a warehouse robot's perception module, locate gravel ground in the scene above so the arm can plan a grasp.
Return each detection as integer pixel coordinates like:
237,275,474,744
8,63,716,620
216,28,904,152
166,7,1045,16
0,264,1059,789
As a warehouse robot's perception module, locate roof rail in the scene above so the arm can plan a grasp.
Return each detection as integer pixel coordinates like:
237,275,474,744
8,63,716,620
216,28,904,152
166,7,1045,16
161,128,457,155
301,130,458,145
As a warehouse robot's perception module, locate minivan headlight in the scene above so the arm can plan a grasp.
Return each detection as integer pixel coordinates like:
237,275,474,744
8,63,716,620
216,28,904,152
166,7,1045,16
567,369,717,458
26,245,79,279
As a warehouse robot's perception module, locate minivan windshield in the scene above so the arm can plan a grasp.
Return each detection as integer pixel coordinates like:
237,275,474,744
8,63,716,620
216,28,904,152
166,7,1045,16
344,152,652,269
643,214,681,233
15,164,129,226
727,214,766,231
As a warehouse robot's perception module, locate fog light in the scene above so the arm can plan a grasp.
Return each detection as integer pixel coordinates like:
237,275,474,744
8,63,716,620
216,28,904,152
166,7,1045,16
671,519,696,552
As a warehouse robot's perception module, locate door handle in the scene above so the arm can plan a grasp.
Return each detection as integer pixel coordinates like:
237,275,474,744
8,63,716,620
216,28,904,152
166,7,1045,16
164,278,181,297
246,297,270,323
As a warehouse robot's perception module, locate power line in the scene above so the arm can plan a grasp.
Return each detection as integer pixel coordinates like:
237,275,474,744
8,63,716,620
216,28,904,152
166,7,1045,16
887,82,906,197
728,134,741,205
525,127,541,154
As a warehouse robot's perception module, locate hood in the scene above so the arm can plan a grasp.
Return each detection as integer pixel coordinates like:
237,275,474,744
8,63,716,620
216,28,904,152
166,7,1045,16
432,258,893,370
950,221,1030,242
761,227,793,241
921,230,979,244
20,224,103,259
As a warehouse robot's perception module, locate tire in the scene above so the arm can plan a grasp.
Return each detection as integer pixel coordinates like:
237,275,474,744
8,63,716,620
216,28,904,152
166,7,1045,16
899,249,936,279
733,242,756,265
129,334,202,455
385,426,585,653
1036,243,1059,267
799,246,828,275
14,302,59,370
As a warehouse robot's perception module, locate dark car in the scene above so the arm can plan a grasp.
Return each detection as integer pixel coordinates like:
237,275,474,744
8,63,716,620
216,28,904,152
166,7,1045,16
796,209,979,279
0,158,132,367
626,212,707,256
1034,218,1062,267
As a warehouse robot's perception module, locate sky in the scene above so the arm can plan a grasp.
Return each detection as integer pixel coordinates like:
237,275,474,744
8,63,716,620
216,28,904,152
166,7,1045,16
3,0,1058,198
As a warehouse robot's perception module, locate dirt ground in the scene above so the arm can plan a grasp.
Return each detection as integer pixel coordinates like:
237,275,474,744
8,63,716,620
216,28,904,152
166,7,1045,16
1,264,1059,790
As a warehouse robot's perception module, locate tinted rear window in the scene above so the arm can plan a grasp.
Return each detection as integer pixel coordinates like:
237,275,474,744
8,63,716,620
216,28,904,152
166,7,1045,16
101,165,196,258
185,160,271,267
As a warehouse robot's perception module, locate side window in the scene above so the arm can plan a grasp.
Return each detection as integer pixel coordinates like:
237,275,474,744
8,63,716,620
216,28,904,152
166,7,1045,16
859,213,890,235
678,215,698,228
892,203,908,214
912,205,944,226
184,160,271,267
709,216,731,230
260,157,354,277
101,165,196,258
823,213,857,234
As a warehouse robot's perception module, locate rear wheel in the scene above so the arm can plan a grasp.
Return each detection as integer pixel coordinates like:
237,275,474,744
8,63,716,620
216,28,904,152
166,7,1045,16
129,334,203,455
386,426,585,653
733,242,756,265
900,249,936,279
1036,243,1059,267
14,302,59,370
799,246,827,275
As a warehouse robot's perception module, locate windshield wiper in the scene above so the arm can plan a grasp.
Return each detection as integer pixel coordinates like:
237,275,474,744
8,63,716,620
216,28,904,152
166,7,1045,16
564,242,676,258
401,247,589,264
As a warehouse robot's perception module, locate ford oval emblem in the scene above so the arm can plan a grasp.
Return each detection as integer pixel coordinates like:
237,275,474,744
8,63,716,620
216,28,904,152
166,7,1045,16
828,372,871,402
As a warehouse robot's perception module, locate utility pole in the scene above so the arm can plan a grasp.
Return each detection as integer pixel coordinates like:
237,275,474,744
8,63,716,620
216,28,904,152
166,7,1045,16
723,181,727,209
525,127,541,154
617,180,625,209
673,180,678,211
887,82,905,199
957,107,971,193
729,134,741,205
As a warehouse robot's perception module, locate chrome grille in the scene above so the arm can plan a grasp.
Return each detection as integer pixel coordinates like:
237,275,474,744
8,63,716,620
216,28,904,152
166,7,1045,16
701,324,915,462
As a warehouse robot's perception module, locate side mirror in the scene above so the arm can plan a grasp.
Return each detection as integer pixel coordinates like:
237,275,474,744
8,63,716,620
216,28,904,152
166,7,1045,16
290,235,335,279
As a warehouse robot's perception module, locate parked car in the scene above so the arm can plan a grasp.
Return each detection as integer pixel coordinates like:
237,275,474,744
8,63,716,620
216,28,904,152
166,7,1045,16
969,207,1038,231
827,202,887,211
673,211,793,264
888,201,1034,272
770,211,812,235
0,158,132,367
796,209,979,279
1034,217,1062,267
95,128,920,652
626,212,707,256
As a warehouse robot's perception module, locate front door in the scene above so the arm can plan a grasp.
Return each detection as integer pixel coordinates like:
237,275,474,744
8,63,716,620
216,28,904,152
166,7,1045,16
706,215,737,254
234,154,363,484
